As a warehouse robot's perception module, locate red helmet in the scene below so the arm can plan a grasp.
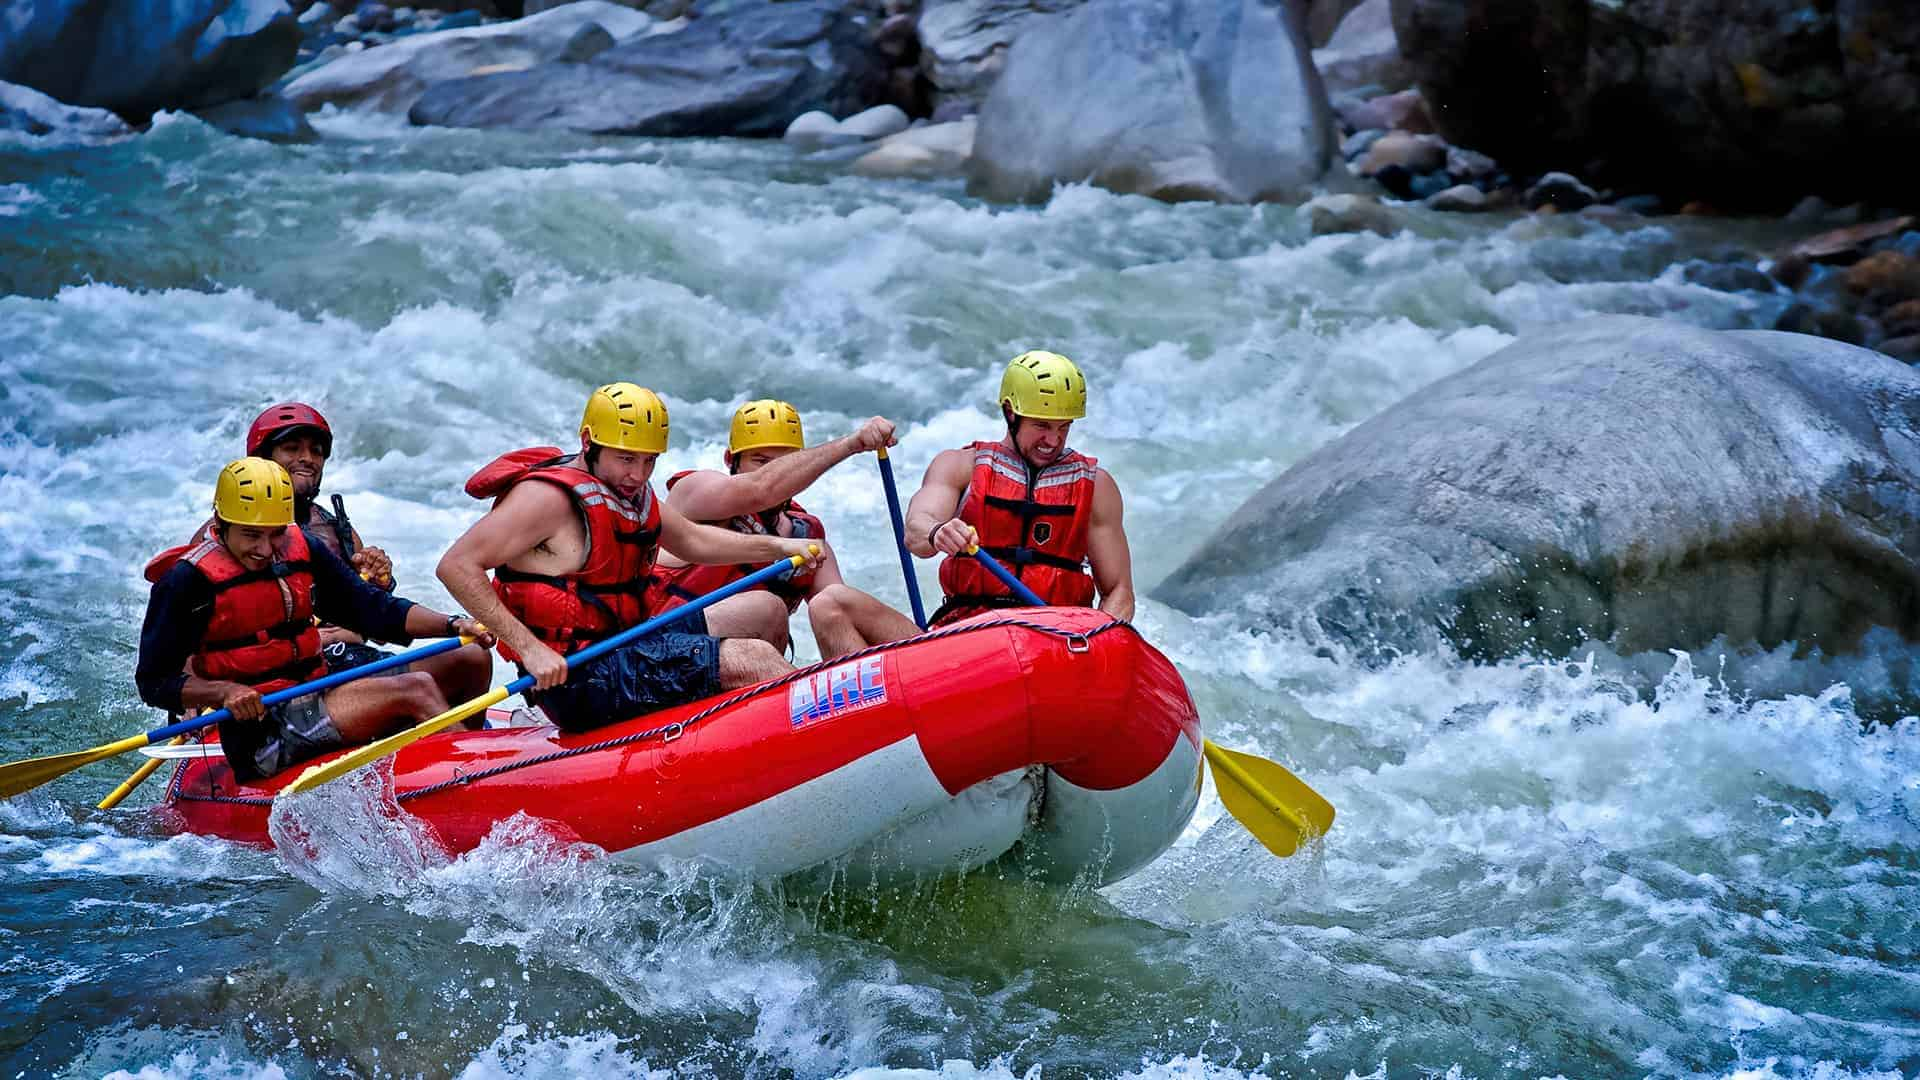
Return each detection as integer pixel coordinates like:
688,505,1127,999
246,402,333,458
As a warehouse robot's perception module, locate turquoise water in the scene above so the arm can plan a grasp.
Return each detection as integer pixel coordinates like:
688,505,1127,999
2,112,1914,1078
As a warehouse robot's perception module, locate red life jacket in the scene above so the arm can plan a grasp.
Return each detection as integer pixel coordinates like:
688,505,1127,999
936,440,1098,617
146,526,326,694
646,469,824,614
465,447,662,661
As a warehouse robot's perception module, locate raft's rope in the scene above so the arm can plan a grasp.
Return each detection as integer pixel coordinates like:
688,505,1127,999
168,616,1134,808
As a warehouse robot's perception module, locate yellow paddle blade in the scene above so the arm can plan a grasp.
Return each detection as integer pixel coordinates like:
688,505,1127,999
1203,738,1336,859
280,686,509,797
0,733,153,801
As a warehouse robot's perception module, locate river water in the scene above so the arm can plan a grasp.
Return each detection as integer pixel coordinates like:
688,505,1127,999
2,113,1915,1078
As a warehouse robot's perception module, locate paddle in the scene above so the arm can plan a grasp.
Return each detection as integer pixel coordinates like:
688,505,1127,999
280,548,817,797
0,635,476,801
875,448,927,629
96,736,183,810
966,545,1337,857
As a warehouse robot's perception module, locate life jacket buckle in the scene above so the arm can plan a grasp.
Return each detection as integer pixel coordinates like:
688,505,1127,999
661,722,685,743
1066,633,1090,654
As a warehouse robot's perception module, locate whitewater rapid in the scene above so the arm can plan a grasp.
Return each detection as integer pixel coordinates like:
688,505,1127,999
1,112,1914,1078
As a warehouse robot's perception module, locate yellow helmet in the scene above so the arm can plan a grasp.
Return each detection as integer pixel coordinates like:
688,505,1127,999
728,399,805,454
581,382,670,453
998,350,1087,420
213,458,296,527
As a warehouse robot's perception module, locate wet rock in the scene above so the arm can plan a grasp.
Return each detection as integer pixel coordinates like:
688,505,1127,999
1884,298,1920,338
193,92,318,142
1524,171,1597,211
1312,0,1410,97
1767,253,1814,289
915,0,1084,117
0,0,299,116
558,21,615,61
0,79,132,138
1774,302,1864,344
1785,195,1863,225
968,0,1334,204
838,103,910,141
1610,193,1665,216
1785,216,1917,263
1306,0,1369,47
1337,86,1429,133
852,115,975,178
784,110,847,147
1424,183,1488,212
1880,335,1920,363
1391,0,1920,208
1155,315,1920,662
1356,130,1444,175
356,1,397,30
1341,128,1386,160
1304,193,1399,236
1444,144,1497,183
1844,251,1920,301
284,1,653,114
1407,170,1450,200
409,0,886,135
1680,261,1774,294
1366,163,1414,200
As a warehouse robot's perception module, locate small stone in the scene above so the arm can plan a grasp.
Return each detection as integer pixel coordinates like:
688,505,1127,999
1785,195,1861,224
1883,298,1920,337
838,103,909,141
559,22,615,62
1878,334,1920,362
1339,88,1431,134
1844,251,1920,299
355,1,395,31
1341,128,1386,160
299,2,335,23
1524,171,1597,211
1444,145,1498,182
1611,193,1666,216
1785,216,1917,262
1425,183,1489,212
1765,253,1814,289
1774,302,1864,344
1680,200,1720,216
783,110,842,146
1357,131,1446,176
1304,193,1400,237
1408,171,1451,200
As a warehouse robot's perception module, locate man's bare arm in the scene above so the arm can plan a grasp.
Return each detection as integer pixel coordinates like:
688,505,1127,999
904,449,973,557
670,417,896,522
436,482,568,664
657,497,821,569
1086,469,1135,621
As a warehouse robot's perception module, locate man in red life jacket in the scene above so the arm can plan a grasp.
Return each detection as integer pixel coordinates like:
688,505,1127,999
437,383,825,733
649,399,898,654
797,350,1135,654
188,402,493,697
136,459,493,782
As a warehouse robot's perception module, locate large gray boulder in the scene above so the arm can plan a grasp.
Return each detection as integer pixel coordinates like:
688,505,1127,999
1390,0,1920,209
1,79,133,137
914,0,1084,117
283,1,655,114
966,0,1335,204
0,0,297,116
407,0,889,135
1155,316,1920,662
1312,0,1409,98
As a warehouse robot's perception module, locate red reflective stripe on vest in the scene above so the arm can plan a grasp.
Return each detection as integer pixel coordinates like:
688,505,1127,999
468,448,661,659
937,440,1098,610
178,528,325,695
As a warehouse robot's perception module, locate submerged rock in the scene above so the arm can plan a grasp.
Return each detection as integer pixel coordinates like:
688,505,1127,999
1155,315,1920,662
0,0,298,116
194,92,319,142
967,0,1334,204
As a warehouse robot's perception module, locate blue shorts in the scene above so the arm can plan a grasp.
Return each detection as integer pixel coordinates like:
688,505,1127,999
531,611,721,733
323,640,401,675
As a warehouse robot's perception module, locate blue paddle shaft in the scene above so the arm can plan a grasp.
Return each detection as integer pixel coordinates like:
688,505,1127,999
877,453,928,629
502,555,803,696
969,548,1046,607
145,635,471,743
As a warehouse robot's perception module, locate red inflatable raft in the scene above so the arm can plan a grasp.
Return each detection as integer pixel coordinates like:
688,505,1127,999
158,609,1203,885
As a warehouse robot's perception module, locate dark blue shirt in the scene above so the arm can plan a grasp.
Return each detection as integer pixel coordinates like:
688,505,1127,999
135,527,417,713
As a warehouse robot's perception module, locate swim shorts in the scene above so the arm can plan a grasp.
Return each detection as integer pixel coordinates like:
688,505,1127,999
323,640,401,675
530,610,722,733
219,692,346,783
